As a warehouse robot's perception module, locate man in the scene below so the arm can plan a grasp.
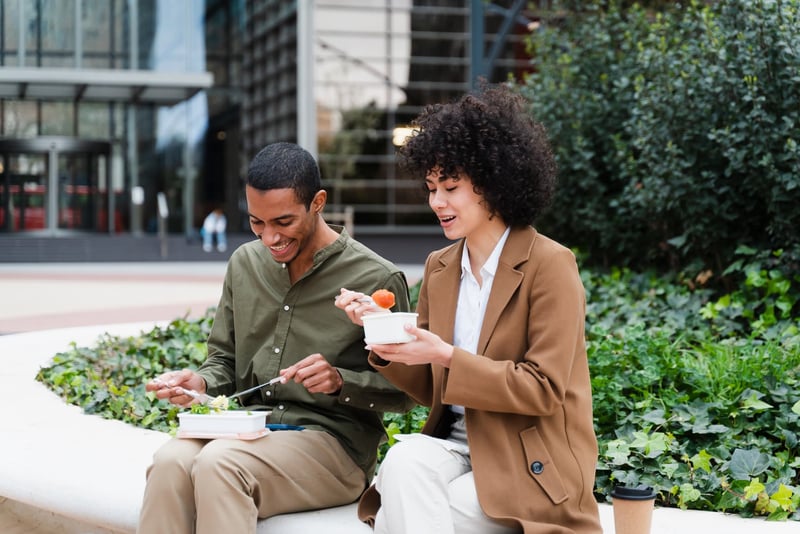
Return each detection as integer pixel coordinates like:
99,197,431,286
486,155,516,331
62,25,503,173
138,142,414,534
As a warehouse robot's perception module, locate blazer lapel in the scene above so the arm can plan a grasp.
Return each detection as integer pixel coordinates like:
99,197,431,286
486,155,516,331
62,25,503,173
476,227,535,354
425,240,463,344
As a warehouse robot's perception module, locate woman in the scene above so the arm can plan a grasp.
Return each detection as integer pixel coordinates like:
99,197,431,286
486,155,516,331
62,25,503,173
336,83,602,534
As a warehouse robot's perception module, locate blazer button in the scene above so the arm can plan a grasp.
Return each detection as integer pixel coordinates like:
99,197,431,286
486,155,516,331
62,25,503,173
531,461,544,474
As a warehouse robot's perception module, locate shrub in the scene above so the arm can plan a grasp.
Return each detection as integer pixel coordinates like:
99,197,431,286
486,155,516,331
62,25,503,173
35,312,214,433
581,259,799,520
521,0,800,272
35,261,799,520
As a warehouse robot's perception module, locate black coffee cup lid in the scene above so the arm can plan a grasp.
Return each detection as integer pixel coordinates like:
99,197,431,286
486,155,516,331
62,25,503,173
610,485,657,500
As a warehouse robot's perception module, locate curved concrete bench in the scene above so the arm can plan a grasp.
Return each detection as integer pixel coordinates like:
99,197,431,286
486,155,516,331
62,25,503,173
0,324,369,534
0,324,795,534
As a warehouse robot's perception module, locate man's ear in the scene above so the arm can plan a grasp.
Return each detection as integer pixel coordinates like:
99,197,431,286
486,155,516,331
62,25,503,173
311,189,327,213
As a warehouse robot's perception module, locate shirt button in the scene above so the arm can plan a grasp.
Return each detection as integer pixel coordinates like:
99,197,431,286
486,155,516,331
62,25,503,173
265,391,272,397
274,348,280,353
284,305,290,311
531,461,544,475
344,397,351,402
278,404,284,410
369,403,374,408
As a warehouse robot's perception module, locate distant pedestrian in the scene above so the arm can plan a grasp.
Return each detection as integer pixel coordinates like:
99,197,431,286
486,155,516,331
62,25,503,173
201,207,227,252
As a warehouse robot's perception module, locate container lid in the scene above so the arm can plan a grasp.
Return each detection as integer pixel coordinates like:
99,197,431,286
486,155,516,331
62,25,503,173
610,485,657,500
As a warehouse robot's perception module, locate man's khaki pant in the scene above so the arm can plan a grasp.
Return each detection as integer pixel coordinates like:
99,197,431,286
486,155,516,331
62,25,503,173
136,430,366,534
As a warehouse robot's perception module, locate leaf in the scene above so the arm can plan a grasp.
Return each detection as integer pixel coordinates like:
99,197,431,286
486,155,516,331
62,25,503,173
699,424,730,434
642,408,667,425
742,397,773,411
678,483,702,509
691,450,713,473
744,478,766,501
667,234,687,248
791,400,800,416
728,449,771,480
630,431,670,458
655,457,679,477
770,484,794,512
605,439,632,465
734,245,759,256
741,390,773,412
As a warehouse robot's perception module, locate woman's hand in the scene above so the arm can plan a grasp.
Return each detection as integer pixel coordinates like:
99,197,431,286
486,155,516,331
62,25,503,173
368,324,454,368
334,287,384,326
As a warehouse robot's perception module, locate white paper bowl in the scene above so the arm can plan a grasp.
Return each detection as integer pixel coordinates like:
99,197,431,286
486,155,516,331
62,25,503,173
178,410,270,435
362,312,418,344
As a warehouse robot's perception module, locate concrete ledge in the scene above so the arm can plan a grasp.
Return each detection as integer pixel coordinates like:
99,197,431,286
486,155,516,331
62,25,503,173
0,324,371,534
1,324,796,533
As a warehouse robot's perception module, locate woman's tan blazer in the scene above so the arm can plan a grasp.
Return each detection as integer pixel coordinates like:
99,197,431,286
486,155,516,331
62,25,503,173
358,226,602,534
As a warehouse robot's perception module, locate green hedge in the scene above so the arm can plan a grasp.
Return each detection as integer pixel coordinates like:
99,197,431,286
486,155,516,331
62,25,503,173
520,0,800,273
581,252,799,520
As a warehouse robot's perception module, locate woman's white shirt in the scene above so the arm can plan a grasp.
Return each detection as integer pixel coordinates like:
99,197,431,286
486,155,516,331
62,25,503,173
450,227,510,416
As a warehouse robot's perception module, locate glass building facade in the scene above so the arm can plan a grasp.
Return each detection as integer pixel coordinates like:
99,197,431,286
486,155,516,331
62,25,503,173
0,0,536,238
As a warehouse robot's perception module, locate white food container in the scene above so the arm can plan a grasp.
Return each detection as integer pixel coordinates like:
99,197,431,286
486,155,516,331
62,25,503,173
178,411,269,435
362,312,418,344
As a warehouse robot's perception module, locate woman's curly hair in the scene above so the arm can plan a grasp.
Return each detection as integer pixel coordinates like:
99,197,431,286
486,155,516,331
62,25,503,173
398,83,556,228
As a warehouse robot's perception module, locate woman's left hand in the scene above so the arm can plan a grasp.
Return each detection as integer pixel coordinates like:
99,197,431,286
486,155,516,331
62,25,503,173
368,324,454,368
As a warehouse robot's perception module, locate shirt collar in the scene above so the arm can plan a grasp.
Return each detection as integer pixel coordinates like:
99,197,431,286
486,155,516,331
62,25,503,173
460,226,511,279
312,225,348,266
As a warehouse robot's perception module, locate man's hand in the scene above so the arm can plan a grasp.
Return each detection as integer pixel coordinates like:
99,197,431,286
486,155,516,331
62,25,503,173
281,353,343,395
146,369,206,407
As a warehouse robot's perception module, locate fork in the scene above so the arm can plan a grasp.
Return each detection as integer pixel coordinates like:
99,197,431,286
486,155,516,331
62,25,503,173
176,375,286,404
150,378,214,403
226,376,287,401
334,290,375,306
177,388,212,403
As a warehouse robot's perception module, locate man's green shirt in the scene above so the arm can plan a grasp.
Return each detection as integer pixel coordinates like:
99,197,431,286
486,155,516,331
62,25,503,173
197,227,415,476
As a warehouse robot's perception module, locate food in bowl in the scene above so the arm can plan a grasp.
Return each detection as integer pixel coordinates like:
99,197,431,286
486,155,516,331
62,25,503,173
208,395,230,411
362,311,418,344
190,395,239,414
371,289,396,309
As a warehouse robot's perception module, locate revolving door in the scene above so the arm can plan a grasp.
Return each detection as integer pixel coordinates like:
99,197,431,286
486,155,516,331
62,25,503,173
0,137,116,235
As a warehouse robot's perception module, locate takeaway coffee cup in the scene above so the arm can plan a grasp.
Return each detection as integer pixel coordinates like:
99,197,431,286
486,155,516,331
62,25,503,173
610,485,657,534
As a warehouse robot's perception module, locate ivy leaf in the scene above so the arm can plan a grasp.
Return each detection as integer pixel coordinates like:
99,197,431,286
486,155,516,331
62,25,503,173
658,461,680,479
728,448,771,480
691,450,713,473
605,439,632,465
770,484,794,512
678,483,702,509
700,424,730,434
642,408,667,425
741,390,773,412
744,478,766,501
630,431,670,458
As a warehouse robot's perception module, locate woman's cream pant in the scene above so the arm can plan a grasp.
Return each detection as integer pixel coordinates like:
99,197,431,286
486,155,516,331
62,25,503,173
372,434,519,534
